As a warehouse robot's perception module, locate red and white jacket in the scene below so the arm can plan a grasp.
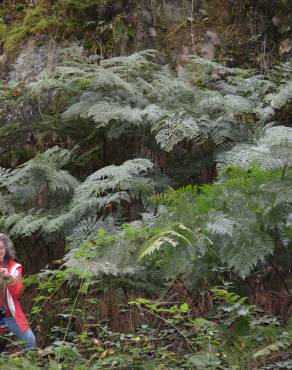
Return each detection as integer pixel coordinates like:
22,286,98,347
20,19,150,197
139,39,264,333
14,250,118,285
6,259,29,332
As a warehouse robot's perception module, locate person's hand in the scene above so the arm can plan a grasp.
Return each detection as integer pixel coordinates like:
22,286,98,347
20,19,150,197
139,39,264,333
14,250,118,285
0,268,9,277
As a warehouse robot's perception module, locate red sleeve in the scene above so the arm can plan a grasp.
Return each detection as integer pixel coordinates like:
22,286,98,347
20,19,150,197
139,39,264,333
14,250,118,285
7,266,23,298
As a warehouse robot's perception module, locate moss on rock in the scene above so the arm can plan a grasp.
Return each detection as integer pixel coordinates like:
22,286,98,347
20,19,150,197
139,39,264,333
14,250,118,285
0,0,290,68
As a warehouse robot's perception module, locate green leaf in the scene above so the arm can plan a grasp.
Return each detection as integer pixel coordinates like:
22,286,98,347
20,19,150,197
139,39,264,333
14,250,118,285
179,303,190,312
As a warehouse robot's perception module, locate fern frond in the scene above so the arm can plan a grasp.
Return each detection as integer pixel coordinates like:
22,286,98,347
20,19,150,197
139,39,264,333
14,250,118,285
207,212,235,237
9,215,48,237
219,228,275,278
0,167,12,187
88,101,144,128
100,49,158,74
152,113,199,152
61,92,101,120
138,223,195,260
267,81,292,109
70,159,154,226
218,126,292,171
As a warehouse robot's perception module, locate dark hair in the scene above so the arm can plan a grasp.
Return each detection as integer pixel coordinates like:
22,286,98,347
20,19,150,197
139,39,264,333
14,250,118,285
0,233,16,261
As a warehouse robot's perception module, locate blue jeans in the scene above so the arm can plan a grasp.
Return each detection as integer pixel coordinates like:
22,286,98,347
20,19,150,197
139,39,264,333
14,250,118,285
3,317,36,349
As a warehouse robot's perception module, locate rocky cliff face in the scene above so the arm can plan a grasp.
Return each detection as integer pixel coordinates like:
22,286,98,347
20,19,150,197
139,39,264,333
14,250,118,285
0,0,291,84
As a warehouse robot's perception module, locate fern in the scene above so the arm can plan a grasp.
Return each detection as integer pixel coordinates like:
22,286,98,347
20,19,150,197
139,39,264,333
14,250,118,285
87,101,144,129
100,49,158,76
74,158,154,204
138,223,195,260
218,126,292,171
9,214,48,237
0,147,157,245
267,80,292,110
0,49,291,287
206,211,235,237
0,167,12,187
152,113,200,152
138,128,292,279
50,49,279,155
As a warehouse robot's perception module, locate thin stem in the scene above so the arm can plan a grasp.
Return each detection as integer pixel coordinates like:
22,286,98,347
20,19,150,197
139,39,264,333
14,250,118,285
139,306,196,352
62,277,84,343
281,163,288,180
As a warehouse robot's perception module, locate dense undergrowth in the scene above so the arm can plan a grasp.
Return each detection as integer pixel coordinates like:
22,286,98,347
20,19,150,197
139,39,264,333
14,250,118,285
0,288,292,369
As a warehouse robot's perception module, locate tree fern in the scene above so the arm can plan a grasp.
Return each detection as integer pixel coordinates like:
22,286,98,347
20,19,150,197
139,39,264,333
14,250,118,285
266,59,292,109
138,129,292,279
152,113,200,152
74,158,154,203
0,148,157,245
51,49,279,155
0,49,291,286
218,125,292,171
87,101,144,129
